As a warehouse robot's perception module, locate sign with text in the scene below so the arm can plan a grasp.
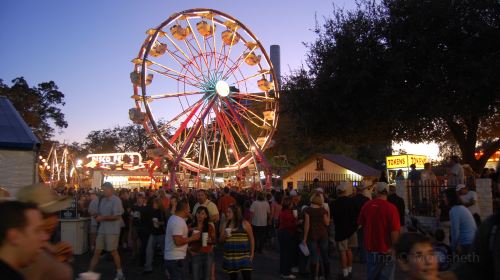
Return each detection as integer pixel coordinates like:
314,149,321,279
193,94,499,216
60,195,78,219
386,155,428,169
86,152,142,166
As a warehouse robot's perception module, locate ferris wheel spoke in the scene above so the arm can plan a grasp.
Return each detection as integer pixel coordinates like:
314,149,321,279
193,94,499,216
148,90,206,100
175,99,216,163
185,18,211,76
163,33,204,74
210,16,219,73
221,46,257,81
223,101,260,152
169,98,207,145
183,38,207,77
228,98,268,125
164,97,208,129
230,70,270,86
231,92,276,102
213,107,240,161
160,43,205,85
219,109,250,151
147,61,203,87
216,27,240,78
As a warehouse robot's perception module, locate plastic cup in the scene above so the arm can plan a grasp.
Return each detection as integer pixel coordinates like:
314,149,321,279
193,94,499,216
202,232,208,247
225,228,232,237
152,217,159,228
192,229,200,238
78,271,101,280
293,209,298,218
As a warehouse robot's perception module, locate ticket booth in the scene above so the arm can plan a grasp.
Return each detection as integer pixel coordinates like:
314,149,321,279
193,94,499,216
386,154,428,183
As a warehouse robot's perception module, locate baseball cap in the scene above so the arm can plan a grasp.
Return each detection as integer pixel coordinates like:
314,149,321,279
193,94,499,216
315,187,324,193
289,190,298,196
337,181,350,193
456,184,466,192
375,182,389,193
102,182,114,189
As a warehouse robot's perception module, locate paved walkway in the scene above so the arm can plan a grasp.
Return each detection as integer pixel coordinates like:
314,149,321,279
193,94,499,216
73,247,406,279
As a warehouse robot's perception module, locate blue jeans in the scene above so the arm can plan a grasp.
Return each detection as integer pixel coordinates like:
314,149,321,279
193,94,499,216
165,259,185,280
366,252,395,280
191,252,214,280
307,238,329,264
145,234,165,271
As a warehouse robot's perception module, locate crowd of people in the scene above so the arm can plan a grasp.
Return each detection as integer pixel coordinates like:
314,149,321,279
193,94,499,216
1,168,500,280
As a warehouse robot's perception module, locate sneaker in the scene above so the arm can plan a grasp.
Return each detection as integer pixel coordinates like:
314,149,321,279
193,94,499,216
291,267,299,273
114,273,125,280
281,275,296,279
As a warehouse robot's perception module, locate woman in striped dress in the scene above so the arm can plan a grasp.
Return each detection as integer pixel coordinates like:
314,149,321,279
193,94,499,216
220,204,255,280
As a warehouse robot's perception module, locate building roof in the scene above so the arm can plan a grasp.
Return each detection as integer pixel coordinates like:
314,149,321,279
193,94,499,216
0,96,40,150
283,153,380,179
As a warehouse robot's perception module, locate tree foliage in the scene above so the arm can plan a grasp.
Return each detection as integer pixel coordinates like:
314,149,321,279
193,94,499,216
282,0,500,172
83,123,154,159
0,77,67,141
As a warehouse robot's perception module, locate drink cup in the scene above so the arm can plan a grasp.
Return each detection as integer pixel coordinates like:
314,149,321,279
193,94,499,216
225,228,232,237
192,229,200,238
293,209,298,218
202,232,208,247
152,217,159,228
78,271,100,280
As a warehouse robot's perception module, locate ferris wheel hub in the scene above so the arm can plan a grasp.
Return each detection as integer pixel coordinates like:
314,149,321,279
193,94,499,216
215,80,230,97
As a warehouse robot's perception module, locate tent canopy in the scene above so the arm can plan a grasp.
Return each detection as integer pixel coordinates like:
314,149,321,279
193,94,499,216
0,96,40,150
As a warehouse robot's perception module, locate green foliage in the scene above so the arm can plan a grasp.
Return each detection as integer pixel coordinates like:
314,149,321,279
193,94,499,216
83,123,153,159
0,77,67,141
281,0,500,172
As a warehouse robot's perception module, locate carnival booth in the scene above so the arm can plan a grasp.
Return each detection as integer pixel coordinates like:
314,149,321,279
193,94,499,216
386,154,428,183
282,153,380,190
0,96,40,196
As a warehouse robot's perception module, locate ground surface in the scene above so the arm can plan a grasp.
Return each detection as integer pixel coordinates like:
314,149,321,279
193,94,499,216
73,245,406,280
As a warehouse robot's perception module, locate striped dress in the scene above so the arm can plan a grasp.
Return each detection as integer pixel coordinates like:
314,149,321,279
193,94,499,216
222,225,252,273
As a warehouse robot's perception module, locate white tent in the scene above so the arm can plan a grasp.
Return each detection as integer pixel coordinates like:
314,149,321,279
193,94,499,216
0,96,40,196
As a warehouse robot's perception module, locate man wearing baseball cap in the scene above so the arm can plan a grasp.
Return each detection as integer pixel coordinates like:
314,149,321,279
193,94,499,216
17,183,73,280
358,182,401,280
88,182,125,280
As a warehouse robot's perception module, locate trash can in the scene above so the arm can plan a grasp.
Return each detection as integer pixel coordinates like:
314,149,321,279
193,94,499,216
60,218,89,255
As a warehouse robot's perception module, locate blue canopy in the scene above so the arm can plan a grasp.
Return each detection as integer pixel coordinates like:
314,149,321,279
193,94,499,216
0,96,40,150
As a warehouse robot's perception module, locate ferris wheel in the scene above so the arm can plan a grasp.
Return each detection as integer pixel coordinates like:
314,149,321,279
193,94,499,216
130,8,279,185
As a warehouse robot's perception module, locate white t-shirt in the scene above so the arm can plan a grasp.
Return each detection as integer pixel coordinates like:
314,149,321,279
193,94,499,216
250,200,270,226
460,191,480,215
192,200,219,218
164,215,188,260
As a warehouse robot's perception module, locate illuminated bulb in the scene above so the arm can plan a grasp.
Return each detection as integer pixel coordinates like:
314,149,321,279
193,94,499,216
216,81,230,97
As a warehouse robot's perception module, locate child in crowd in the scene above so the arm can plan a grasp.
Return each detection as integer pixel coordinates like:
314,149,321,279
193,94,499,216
395,232,454,280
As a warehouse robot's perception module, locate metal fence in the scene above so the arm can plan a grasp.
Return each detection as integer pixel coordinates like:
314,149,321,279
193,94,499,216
298,172,363,197
406,184,444,217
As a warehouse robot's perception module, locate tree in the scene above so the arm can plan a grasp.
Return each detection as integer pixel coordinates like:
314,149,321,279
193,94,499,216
283,0,500,173
0,77,67,141
83,124,154,158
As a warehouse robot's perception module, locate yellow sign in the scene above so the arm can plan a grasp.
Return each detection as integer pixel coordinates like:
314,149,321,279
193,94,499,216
386,155,428,169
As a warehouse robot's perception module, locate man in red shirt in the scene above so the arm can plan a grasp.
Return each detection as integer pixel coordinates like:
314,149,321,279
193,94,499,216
358,182,400,280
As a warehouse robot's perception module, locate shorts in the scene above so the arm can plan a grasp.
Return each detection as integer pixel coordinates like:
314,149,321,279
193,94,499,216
337,233,358,251
95,234,119,251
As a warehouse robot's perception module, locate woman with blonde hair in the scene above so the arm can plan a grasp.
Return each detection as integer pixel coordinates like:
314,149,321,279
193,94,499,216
303,191,330,279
